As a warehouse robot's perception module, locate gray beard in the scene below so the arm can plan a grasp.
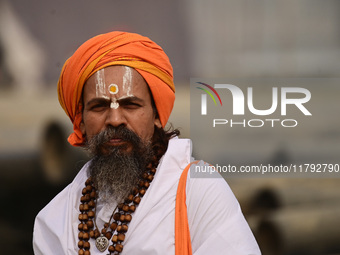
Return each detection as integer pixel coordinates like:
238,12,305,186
84,126,155,204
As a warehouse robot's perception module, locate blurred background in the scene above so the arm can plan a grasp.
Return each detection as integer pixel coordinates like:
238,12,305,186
0,0,339,254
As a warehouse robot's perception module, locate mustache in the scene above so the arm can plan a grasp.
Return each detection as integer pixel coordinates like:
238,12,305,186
85,126,142,156
97,126,140,144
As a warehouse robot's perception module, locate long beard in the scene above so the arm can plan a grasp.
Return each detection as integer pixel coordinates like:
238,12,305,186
85,126,154,204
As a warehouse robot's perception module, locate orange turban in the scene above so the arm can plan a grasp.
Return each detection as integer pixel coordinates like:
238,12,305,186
57,31,175,147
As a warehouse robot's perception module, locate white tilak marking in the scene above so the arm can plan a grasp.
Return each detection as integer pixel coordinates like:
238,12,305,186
122,66,133,97
95,69,106,97
110,99,119,109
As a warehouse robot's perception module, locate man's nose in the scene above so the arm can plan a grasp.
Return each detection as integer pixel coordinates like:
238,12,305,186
105,107,127,127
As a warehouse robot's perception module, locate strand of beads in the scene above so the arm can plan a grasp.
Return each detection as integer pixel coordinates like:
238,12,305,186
78,155,159,254
78,178,97,255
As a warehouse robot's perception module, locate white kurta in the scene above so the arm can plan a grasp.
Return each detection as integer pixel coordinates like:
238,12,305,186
33,138,261,255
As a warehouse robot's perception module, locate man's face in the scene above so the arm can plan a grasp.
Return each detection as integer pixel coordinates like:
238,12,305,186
80,65,161,153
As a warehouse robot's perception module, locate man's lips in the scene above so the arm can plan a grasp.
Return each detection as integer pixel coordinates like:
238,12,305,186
106,138,127,146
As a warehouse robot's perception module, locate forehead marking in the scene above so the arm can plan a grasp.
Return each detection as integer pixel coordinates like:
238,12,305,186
95,69,106,97
109,84,119,95
123,66,133,96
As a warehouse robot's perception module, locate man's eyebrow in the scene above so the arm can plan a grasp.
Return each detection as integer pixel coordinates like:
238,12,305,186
117,96,144,104
86,97,110,107
85,96,144,107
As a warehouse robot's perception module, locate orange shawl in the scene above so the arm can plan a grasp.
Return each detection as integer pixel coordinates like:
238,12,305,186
175,161,197,255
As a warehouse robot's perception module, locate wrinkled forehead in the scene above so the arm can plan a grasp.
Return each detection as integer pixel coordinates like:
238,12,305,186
92,65,139,99
81,65,156,111
82,65,154,102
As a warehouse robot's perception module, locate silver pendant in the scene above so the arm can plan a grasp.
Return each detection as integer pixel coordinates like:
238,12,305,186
95,234,109,252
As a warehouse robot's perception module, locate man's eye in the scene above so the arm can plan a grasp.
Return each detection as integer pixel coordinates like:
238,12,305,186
89,103,108,111
123,102,141,109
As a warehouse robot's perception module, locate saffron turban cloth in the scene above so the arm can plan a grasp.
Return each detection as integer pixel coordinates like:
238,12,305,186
57,31,175,146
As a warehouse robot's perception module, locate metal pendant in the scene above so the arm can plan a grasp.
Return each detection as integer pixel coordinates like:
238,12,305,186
95,234,109,252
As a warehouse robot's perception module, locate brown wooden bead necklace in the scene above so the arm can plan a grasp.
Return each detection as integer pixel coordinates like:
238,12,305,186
78,158,158,255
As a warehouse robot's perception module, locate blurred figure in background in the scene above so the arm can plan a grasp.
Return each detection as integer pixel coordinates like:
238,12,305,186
0,0,45,92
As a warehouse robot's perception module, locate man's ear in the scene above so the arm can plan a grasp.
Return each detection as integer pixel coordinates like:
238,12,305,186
80,121,86,136
154,117,162,129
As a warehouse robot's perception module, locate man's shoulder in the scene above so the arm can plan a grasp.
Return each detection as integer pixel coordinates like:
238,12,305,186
162,137,193,168
186,160,231,190
168,137,191,150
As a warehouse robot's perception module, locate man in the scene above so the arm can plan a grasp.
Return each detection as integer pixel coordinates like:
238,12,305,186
33,31,261,255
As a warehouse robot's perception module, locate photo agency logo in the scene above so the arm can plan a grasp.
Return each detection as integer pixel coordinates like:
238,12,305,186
195,81,312,128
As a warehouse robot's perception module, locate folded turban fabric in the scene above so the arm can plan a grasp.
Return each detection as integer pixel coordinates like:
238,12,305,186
57,31,175,146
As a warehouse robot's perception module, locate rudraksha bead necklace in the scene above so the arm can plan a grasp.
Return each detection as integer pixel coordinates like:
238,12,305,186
78,157,158,255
